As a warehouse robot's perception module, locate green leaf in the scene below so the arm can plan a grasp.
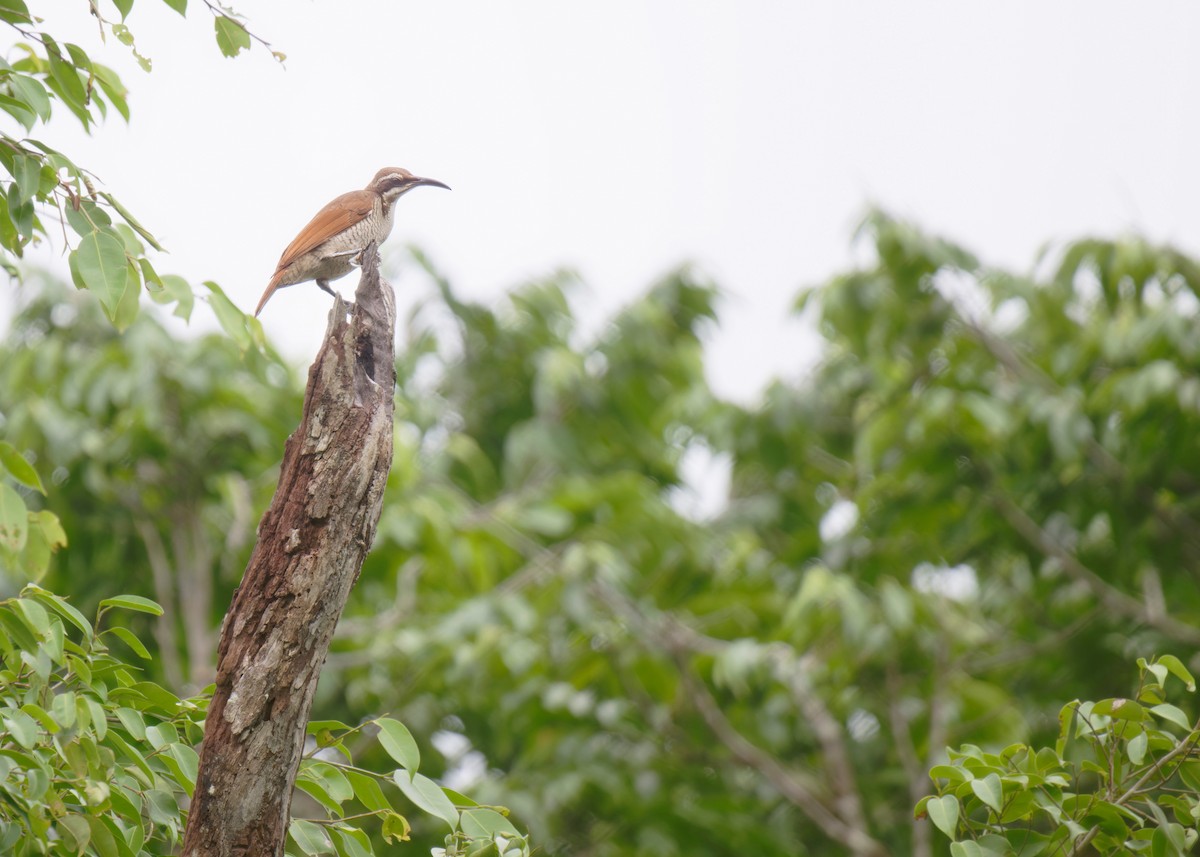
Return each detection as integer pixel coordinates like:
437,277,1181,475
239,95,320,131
126,680,182,713
162,0,187,15
289,818,334,855
5,183,32,242
7,152,39,203
43,616,64,663
1092,697,1146,721
926,794,959,840
99,594,164,616
461,808,519,838
64,43,94,75
930,764,971,784
112,0,133,22
949,842,985,857
970,772,1003,813
375,717,420,772
381,811,411,844
58,813,91,854
205,281,251,349
145,722,178,750
45,43,90,125
8,73,50,122
392,771,459,831
113,257,142,331
64,199,113,237
0,483,28,551
346,769,391,814
1150,703,1192,731
1155,655,1197,692
302,760,353,804
70,228,129,317
98,191,162,251
137,256,162,290
92,64,129,122
145,788,177,825
153,273,194,320
0,0,31,26
1128,730,1149,764
13,596,49,635
85,815,119,857
51,690,77,729
114,707,146,740
330,827,375,857
111,222,144,257
214,15,251,58
30,510,66,547
104,625,151,659
442,788,478,808
85,698,106,740
165,742,199,792
307,719,352,735
0,93,34,130
103,731,154,783
2,708,39,748
20,703,58,734
12,511,66,581
27,588,90,640
0,442,42,494
295,776,342,816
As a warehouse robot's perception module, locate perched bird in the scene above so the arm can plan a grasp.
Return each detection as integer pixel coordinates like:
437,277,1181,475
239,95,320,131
254,167,449,316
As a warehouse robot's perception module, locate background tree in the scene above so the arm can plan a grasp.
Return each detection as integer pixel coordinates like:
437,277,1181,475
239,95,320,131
1,8,534,855
2,9,1198,847
7,210,1200,855
0,275,298,689
322,217,1200,855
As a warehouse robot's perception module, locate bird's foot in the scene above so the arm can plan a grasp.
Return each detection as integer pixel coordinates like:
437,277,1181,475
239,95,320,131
317,280,338,299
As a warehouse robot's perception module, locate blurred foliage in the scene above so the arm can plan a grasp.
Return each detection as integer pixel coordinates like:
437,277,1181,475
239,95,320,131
5,211,1200,855
0,274,299,689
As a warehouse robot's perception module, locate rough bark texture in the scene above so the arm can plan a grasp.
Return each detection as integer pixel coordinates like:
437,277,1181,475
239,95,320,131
181,247,395,857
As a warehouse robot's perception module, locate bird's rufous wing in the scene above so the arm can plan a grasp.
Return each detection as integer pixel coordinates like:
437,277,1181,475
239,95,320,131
255,189,375,316
272,189,375,277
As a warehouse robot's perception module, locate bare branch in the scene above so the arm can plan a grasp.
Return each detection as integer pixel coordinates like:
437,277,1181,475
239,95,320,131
964,315,1200,577
132,517,183,690
593,583,887,857
678,663,886,857
993,493,1200,645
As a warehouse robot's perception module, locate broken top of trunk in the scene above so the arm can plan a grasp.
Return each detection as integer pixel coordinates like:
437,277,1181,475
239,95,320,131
182,245,396,857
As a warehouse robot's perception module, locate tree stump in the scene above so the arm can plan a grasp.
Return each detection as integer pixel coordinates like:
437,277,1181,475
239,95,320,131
182,246,396,857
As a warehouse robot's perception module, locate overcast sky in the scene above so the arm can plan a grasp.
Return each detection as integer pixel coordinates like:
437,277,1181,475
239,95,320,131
16,2,1200,401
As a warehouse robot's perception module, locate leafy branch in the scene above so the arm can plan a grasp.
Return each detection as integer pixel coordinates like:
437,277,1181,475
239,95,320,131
921,655,1200,857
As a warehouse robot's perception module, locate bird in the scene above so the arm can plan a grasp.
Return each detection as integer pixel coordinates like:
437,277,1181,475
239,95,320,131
254,167,450,316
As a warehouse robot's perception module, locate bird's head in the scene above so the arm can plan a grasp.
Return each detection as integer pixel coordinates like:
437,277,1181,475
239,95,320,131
368,167,451,203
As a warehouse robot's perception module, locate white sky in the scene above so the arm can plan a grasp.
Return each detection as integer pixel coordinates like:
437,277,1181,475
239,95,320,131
13,2,1200,401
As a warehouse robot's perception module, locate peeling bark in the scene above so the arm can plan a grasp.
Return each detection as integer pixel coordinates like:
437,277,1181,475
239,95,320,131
181,246,395,857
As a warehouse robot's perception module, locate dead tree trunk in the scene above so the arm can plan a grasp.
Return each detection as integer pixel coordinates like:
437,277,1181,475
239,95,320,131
181,245,396,857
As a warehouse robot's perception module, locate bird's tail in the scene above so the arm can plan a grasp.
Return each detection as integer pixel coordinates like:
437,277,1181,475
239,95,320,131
254,271,285,317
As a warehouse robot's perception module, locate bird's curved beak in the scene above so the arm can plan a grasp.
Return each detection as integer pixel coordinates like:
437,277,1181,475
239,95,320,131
413,176,451,191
